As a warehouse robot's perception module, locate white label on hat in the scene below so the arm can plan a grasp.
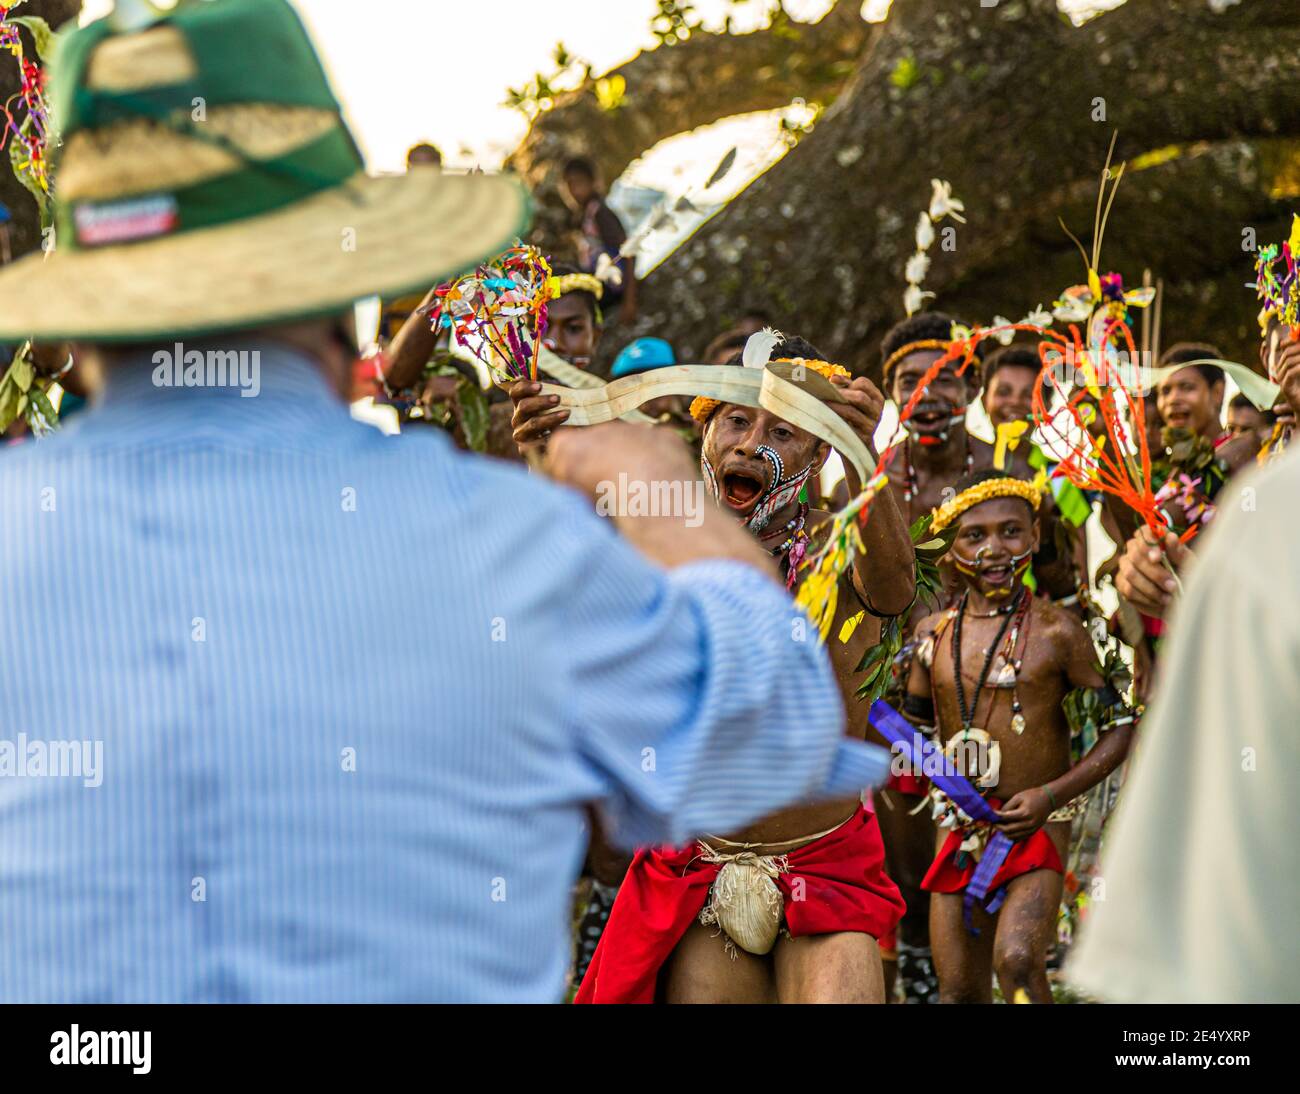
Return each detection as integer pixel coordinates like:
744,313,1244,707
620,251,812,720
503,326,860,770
74,195,179,246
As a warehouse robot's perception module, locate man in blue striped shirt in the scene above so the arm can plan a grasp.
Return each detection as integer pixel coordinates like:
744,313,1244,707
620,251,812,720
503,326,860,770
0,0,887,1002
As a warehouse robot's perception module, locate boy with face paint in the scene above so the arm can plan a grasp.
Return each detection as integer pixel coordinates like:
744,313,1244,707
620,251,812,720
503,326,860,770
515,335,915,1002
904,470,1133,1003
874,314,1082,1002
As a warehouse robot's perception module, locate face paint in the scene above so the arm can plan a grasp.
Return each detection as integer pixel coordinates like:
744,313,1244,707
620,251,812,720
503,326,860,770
905,406,967,446
702,443,817,532
950,544,1034,597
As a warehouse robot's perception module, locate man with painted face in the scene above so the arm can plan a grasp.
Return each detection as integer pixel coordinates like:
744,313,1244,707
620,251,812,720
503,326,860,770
903,470,1133,1003
882,314,1076,599
875,312,1079,1003
513,334,915,1002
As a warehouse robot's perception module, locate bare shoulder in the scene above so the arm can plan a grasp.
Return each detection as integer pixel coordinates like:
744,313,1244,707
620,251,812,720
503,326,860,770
1030,598,1091,657
911,604,945,642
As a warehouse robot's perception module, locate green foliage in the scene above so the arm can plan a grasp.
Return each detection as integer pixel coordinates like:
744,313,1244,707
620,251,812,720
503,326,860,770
0,343,59,436
10,14,55,60
854,614,902,704
505,41,593,121
889,55,920,91
767,3,803,43
1151,426,1228,528
852,514,957,704
1062,646,1134,763
420,359,490,453
911,512,958,609
8,115,48,220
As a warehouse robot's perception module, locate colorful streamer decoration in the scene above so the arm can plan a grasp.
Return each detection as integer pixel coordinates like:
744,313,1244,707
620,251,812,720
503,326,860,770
0,4,52,199
427,244,555,384
794,317,1039,639
1255,214,1300,337
1030,286,1175,542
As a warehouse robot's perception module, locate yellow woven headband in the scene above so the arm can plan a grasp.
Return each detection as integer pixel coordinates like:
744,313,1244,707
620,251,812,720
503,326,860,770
881,338,951,385
547,273,604,301
929,477,1042,533
689,358,851,423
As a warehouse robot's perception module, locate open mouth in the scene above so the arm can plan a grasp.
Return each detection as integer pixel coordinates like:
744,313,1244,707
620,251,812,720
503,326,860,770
721,469,766,512
910,406,950,430
980,563,1013,585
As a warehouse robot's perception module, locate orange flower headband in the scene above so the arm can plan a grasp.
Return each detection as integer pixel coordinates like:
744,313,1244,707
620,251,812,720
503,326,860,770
689,357,851,423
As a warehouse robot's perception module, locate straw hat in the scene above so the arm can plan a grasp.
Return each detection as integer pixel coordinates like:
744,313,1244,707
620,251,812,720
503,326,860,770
0,0,529,342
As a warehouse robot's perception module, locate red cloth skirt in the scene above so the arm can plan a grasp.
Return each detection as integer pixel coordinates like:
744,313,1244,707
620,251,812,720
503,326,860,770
921,825,1062,895
574,805,904,1004
885,771,929,796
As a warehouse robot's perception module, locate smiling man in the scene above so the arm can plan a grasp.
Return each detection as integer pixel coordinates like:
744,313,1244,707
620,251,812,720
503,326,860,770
1154,343,1225,441
981,344,1050,430
513,333,915,1002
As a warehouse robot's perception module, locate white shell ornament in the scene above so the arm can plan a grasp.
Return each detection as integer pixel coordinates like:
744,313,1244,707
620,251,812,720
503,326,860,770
699,855,786,956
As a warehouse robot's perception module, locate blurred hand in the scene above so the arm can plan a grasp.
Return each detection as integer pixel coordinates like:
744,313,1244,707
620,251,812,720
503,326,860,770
1273,336,1300,417
1117,527,1191,618
544,420,698,503
28,341,71,377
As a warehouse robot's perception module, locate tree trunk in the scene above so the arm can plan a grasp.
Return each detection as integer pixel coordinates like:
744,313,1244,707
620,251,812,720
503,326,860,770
508,0,874,255
580,0,1300,376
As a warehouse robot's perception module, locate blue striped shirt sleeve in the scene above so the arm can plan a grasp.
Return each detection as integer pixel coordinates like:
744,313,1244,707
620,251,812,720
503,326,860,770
552,500,889,849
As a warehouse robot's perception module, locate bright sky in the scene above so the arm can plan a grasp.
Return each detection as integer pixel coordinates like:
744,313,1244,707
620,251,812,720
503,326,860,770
78,1,1125,174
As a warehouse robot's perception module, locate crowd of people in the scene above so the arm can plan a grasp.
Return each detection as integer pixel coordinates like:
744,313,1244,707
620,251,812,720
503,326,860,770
358,133,1294,1001
0,0,1291,1005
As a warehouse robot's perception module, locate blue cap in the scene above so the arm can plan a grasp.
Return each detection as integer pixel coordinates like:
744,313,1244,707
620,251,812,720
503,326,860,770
611,337,676,378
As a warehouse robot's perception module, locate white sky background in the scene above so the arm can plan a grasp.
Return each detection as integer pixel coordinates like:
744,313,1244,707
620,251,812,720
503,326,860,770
82,0,1127,174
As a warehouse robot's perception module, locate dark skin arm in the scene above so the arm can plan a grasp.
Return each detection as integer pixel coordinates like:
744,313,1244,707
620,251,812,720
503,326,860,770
830,374,916,616
594,203,637,324
901,612,939,722
381,286,440,393
997,617,1132,839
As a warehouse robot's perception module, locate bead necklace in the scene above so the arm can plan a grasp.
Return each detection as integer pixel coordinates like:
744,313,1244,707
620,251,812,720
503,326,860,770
903,433,975,507
951,586,1030,734
761,503,811,590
